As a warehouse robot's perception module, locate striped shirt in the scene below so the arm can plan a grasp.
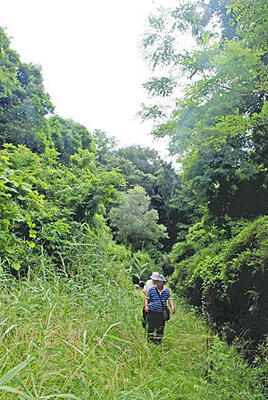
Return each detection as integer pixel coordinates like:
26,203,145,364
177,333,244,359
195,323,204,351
146,286,171,313
143,279,166,295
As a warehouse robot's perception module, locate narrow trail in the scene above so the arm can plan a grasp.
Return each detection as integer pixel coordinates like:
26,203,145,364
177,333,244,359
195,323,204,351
131,292,210,399
0,278,264,400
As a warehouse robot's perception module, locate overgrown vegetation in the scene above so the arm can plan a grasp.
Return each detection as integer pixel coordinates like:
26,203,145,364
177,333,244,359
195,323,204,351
141,0,268,352
170,216,268,356
1,265,266,399
0,0,267,397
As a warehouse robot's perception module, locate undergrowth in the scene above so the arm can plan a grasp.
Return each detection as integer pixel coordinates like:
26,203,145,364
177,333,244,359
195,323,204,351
0,267,266,399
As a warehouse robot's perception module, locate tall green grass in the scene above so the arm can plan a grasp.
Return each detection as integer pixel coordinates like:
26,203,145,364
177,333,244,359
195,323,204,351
0,266,266,400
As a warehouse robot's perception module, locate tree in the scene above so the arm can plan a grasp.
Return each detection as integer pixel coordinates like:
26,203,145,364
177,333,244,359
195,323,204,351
91,135,183,248
109,186,168,251
48,116,95,164
91,129,118,166
107,144,183,248
141,0,268,220
0,28,54,152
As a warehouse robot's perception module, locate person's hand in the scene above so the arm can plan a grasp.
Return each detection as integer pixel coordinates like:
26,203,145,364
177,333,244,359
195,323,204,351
171,306,175,314
144,305,149,312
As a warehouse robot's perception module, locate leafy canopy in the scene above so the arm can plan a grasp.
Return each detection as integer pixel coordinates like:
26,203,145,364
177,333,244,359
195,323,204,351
141,0,268,219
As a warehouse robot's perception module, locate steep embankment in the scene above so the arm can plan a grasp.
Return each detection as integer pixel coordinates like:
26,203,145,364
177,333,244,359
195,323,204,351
170,216,268,354
0,272,265,400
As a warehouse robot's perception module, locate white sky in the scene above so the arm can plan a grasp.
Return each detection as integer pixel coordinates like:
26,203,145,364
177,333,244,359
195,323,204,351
0,0,178,157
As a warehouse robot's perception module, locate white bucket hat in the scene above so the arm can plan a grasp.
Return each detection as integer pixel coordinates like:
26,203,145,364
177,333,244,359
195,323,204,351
150,272,160,280
155,274,167,282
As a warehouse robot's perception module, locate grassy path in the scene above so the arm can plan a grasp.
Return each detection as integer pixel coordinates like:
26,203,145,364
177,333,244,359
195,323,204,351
0,275,265,399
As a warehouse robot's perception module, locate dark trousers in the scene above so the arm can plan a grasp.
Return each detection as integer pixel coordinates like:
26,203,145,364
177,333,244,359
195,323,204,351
147,311,165,344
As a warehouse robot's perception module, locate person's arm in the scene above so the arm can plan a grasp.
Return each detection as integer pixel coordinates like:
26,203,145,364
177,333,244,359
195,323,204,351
168,298,175,314
144,295,150,312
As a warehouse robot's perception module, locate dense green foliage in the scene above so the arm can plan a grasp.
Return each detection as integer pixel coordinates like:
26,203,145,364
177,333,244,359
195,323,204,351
109,185,168,252
141,0,268,350
93,139,183,249
170,216,268,352
0,140,124,275
1,267,266,399
141,0,267,220
0,0,267,395
0,27,125,277
0,28,53,153
48,116,95,164
0,24,170,294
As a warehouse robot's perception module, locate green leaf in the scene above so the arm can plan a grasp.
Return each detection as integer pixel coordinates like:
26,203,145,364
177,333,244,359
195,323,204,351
0,357,33,385
11,262,21,271
0,386,33,400
41,395,81,400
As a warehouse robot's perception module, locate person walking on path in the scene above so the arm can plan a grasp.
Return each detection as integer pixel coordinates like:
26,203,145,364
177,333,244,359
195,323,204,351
142,272,166,329
144,274,175,344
